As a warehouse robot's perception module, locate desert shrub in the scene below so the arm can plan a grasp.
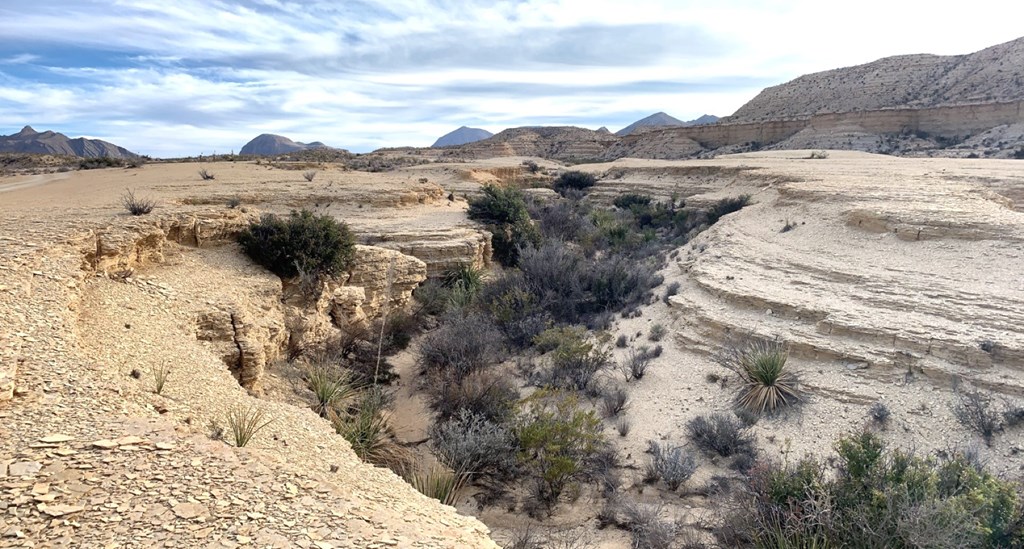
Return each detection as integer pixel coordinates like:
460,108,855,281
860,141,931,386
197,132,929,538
869,401,891,426
662,281,680,304
238,209,355,279
615,334,628,348
619,501,677,549
648,324,667,342
808,150,829,159
645,441,698,491
430,409,517,477
442,263,484,296
426,368,519,424
723,431,1024,548
467,185,540,266
522,159,540,173
79,156,124,170
587,255,662,316
1003,402,1024,429
121,188,156,215
419,312,503,382
535,200,596,242
622,347,652,381
553,170,597,195
686,413,755,458
952,386,1002,446
516,390,606,505
723,340,802,415
413,279,452,316
533,326,611,392
647,344,663,358
303,170,317,182
706,195,751,225
225,404,273,447
226,196,242,209
601,385,629,417
613,193,654,209
1014,147,1024,160
198,168,215,180
478,272,551,349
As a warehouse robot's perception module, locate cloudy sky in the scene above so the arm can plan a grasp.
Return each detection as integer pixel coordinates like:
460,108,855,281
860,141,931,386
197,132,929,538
1,1,1021,157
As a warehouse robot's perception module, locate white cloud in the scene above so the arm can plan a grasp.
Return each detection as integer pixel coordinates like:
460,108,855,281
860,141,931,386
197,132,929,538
0,0,1021,155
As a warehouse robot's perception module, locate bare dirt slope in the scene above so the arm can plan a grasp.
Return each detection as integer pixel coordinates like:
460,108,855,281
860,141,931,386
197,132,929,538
0,161,498,548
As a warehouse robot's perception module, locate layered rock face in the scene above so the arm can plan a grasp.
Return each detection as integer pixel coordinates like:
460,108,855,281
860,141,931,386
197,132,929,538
446,126,617,161
363,228,492,278
63,210,429,394
664,154,1024,396
729,36,1024,121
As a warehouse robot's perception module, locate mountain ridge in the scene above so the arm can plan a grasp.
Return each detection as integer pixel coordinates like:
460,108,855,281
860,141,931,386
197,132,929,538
0,126,137,158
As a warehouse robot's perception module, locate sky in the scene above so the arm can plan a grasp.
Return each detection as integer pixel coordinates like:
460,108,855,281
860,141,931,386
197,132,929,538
1,1,1022,157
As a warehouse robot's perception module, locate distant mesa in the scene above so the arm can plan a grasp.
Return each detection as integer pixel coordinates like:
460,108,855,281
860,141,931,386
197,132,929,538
615,113,720,136
239,134,334,156
0,125,137,158
431,126,494,148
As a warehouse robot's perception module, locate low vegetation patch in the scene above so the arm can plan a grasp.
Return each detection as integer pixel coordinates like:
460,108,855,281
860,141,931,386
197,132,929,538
238,209,355,279
121,188,156,215
719,431,1024,548
722,340,802,415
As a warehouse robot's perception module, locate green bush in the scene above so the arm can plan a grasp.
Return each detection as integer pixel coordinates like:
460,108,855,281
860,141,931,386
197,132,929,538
516,390,605,506
553,170,597,195
533,326,611,392
467,185,540,266
613,193,653,209
238,209,355,278
721,431,1024,548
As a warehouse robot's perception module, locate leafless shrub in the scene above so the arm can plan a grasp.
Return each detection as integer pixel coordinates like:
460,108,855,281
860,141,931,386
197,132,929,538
198,168,215,180
303,170,317,182
952,386,1002,445
121,188,155,215
644,441,697,491
601,385,629,417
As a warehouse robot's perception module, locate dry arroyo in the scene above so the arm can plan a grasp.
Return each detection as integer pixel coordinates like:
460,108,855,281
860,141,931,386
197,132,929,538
2,152,1024,546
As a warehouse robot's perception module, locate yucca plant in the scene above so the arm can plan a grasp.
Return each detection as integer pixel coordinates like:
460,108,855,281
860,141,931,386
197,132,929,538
225,404,274,447
306,363,356,417
731,340,802,414
402,463,468,506
331,389,411,470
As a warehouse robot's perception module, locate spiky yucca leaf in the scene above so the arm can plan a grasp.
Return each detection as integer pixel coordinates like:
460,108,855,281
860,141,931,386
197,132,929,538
734,340,801,414
306,364,356,417
402,464,468,506
226,404,273,447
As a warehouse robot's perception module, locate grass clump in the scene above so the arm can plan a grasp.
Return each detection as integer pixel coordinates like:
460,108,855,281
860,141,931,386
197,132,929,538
121,188,156,215
152,364,171,395
332,388,411,470
225,404,273,447
724,340,802,415
238,209,355,279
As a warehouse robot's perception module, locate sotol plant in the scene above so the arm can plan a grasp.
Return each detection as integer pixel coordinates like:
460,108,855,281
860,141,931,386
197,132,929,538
726,340,802,414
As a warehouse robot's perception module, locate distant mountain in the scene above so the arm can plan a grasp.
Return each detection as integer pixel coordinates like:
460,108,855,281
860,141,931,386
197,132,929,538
432,126,494,148
615,113,720,136
240,134,333,156
596,126,612,134
729,36,1024,122
0,126,136,158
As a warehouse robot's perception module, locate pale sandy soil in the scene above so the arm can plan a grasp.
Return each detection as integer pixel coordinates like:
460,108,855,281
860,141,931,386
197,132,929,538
1,152,1022,547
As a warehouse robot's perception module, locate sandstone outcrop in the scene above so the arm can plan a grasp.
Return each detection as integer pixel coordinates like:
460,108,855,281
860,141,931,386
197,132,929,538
445,126,617,161
364,228,492,278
